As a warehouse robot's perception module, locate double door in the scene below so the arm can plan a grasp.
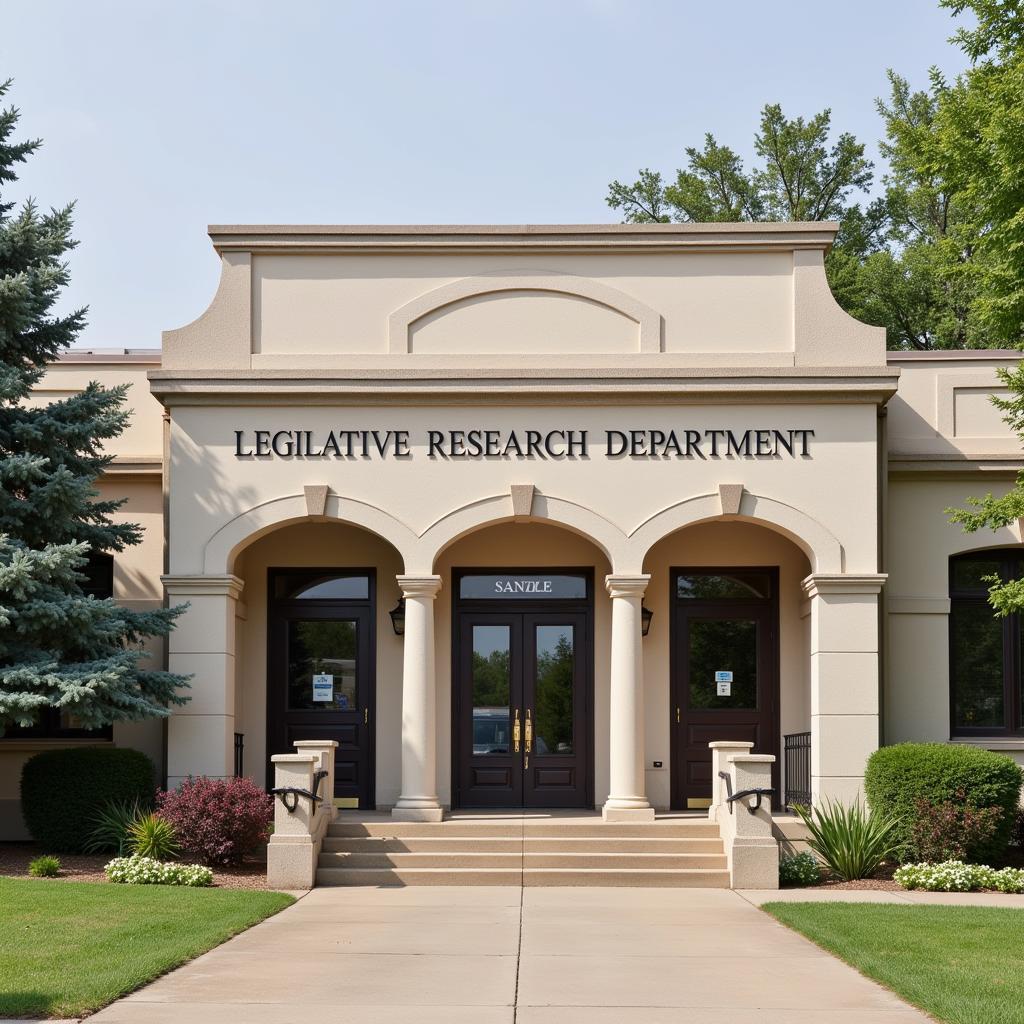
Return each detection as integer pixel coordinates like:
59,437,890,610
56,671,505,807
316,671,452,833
456,611,590,807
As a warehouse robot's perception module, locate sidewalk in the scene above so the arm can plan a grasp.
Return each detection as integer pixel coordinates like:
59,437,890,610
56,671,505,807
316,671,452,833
88,885,934,1023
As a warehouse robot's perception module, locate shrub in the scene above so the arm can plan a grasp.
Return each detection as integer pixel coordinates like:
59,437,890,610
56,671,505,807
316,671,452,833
28,855,61,878
909,790,1003,863
84,798,147,856
20,747,156,853
156,776,273,867
895,860,1024,894
779,851,821,887
865,743,1023,863
105,855,212,887
127,813,179,861
794,799,904,881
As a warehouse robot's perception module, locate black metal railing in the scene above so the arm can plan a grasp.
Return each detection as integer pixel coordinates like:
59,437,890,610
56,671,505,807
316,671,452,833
233,732,244,778
783,731,811,810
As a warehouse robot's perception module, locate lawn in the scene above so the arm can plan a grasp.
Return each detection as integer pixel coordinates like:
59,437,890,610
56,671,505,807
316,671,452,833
763,902,1024,1024
0,877,294,1018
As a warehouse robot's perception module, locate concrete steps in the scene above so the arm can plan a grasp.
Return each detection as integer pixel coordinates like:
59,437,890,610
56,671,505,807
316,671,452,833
316,817,729,887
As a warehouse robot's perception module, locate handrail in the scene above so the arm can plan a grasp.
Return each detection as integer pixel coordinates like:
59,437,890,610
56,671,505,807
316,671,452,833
718,770,774,814
271,768,329,814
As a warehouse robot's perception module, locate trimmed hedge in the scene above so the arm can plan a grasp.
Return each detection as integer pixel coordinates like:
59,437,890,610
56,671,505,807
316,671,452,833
865,743,1023,863
20,747,156,853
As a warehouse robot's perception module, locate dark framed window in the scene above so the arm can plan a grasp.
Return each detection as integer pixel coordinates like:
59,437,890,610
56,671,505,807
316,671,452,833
4,552,115,741
950,550,1024,735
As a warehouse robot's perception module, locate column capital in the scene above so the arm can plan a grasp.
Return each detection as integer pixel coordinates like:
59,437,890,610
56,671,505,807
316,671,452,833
161,573,244,600
802,573,886,599
397,574,443,599
605,574,651,599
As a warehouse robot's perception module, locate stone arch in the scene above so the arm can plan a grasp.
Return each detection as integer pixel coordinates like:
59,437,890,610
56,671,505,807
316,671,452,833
628,491,844,574
387,270,663,354
203,492,418,574
417,492,626,573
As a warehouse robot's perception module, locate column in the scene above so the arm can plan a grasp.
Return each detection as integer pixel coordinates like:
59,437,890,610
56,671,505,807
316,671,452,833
803,573,886,805
393,574,444,822
161,574,244,789
603,574,655,822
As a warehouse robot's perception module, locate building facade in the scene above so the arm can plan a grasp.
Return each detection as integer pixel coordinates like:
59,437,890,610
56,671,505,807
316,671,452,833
2,222,1021,836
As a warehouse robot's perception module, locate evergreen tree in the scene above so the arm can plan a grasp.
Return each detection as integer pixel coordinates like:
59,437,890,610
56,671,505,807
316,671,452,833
0,79,187,734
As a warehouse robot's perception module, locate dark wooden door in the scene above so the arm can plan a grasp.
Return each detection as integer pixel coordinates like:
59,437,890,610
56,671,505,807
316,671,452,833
267,571,376,809
670,569,778,810
455,610,589,808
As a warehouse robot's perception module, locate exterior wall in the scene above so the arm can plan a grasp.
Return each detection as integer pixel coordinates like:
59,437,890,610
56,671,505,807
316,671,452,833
886,352,1024,770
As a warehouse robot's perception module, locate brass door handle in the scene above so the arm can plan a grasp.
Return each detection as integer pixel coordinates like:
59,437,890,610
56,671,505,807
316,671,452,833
364,708,369,725
525,709,533,754
513,709,521,753
676,707,680,724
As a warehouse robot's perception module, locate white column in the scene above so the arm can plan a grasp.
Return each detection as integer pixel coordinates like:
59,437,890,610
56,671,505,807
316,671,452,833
803,573,886,806
161,574,244,789
603,574,655,822
393,574,444,822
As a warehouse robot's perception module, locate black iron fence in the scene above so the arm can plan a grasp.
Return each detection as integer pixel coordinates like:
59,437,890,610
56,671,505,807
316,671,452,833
783,731,811,810
234,732,244,778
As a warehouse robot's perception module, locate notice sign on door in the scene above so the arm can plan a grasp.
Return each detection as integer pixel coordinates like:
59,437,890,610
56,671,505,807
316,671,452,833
714,670,733,697
312,674,334,702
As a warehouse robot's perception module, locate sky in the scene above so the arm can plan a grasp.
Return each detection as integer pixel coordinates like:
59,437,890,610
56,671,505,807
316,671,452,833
3,0,973,350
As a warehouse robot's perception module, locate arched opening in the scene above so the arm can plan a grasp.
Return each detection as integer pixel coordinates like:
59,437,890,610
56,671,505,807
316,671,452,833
434,521,613,810
643,520,812,811
233,519,405,808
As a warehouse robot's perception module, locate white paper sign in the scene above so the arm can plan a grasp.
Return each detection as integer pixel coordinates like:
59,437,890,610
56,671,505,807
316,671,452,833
312,674,334,702
714,670,733,697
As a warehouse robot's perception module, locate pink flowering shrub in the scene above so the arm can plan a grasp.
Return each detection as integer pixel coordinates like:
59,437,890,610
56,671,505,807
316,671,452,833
156,776,273,866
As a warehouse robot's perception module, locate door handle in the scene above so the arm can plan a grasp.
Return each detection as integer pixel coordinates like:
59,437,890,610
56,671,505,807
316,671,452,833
513,709,521,753
525,709,533,754
676,707,680,724
364,708,369,725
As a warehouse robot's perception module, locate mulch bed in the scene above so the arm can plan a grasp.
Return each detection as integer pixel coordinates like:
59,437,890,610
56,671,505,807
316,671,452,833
0,842,269,890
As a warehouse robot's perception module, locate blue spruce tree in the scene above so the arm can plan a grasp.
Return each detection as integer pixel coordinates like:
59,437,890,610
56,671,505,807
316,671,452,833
0,79,187,733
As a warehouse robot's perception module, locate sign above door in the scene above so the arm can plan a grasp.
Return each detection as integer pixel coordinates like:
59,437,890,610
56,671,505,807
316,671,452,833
458,573,588,600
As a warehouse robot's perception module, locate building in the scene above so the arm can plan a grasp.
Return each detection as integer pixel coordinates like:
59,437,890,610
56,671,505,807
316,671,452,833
2,222,1021,839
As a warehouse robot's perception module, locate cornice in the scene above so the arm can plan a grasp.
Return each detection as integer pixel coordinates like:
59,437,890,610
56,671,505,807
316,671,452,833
148,366,900,407
208,221,839,256
802,573,887,598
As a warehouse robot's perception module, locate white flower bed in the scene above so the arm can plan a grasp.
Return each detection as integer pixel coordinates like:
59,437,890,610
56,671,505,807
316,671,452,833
105,855,213,887
895,860,1024,894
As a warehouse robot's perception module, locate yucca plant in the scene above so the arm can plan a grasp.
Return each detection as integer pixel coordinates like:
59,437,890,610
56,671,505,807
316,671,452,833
793,799,904,881
84,799,148,855
126,813,180,861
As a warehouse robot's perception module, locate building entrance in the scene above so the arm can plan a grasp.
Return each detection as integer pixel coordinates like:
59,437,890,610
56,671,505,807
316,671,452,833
267,569,376,808
452,571,592,808
670,568,780,810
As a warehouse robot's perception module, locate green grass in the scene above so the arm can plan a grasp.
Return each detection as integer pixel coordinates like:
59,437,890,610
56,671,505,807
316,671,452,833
0,877,294,1018
763,902,1024,1024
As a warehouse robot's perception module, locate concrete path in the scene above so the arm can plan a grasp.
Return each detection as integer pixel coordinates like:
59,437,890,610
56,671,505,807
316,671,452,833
88,886,934,1023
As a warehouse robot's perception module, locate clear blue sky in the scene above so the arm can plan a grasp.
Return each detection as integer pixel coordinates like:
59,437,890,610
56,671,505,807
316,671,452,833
3,0,972,349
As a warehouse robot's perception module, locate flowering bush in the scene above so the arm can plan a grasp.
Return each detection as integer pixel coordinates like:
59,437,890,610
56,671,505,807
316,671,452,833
908,789,1003,863
105,855,213,887
895,859,1024,894
779,851,822,886
156,776,273,866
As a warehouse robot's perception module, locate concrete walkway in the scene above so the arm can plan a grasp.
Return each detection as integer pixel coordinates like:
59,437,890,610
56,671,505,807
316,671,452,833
89,886,934,1023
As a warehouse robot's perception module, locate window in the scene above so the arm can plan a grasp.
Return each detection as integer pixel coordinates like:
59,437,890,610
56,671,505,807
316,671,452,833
5,552,115,741
950,550,1024,735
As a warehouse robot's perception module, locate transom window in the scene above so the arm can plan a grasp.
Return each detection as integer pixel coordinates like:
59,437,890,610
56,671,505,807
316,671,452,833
676,572,772,601
950,550,1024,735
273,572,370,601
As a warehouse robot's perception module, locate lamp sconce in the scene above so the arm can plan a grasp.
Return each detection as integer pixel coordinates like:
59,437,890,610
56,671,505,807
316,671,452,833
641,605,653,637
389,598,406,636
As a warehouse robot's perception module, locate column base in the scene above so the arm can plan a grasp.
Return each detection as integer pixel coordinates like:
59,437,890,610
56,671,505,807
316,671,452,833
602,803,656,823
392,801,445,823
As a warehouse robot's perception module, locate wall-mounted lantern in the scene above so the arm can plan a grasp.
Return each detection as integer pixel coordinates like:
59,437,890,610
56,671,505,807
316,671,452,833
389,598,406,636
641,605,653,637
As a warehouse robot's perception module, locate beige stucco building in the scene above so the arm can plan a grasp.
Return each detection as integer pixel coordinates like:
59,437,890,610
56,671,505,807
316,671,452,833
2,222,1022,839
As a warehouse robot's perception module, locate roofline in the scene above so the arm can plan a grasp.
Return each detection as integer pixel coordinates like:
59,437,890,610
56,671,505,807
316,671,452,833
55,348,162,364
887,350,1023,362
206,221,840,255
